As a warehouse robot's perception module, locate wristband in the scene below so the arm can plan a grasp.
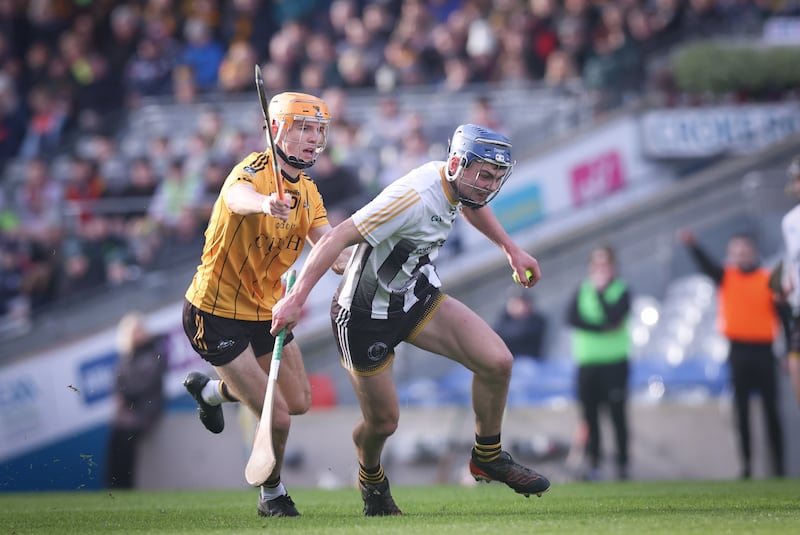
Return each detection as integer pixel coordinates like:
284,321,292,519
261,197,271,215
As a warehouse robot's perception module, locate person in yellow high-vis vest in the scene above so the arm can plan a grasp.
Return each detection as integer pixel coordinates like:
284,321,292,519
566,245,632,481
679,229,784,479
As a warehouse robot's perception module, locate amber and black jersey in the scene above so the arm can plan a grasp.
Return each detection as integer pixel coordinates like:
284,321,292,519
186,150,328,320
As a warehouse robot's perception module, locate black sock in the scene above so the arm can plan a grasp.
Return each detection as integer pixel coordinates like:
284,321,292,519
472,434,501,463
359,463,385,485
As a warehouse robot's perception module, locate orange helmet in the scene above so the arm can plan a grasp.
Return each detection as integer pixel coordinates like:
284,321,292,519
268,92,331,169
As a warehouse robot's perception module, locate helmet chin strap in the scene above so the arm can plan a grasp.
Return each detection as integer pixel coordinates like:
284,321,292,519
275,144,314,170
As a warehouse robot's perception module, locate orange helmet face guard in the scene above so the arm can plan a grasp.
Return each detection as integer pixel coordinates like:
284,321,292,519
268,92,331,169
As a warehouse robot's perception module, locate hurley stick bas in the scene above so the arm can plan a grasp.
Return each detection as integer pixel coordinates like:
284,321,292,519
244,269,296,486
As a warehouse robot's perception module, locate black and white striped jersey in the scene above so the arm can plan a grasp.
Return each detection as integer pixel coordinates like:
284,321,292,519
783,204,800,314
336,161,462,319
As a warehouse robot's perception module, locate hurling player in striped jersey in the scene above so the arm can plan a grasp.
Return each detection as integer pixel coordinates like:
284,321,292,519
272,124,551,516
781,155,800,408
181,92,350,518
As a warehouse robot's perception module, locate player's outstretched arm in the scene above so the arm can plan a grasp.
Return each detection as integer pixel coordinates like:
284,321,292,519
462,206,541,287
225,182,290,220
271,218,363,334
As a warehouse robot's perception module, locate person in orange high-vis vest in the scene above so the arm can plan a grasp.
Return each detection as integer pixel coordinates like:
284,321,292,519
679,229,784,479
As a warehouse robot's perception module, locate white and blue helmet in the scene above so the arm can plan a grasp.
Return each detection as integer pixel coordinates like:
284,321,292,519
445,123,514,208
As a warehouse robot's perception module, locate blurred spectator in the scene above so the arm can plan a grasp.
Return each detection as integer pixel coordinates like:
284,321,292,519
146,133,174,178
147,157,203,243
566,245,632,481
309,151,367,225
105,311,167,489
218,40,257,93
378,125,431,189
219,0,274,59
468,94,508,137
105,4,142,93
0,72,25,172
524,0,559,79
124,37,174,106
0,239,30,336
172,63,199,105
259,60,291,94
197,157,227,219
57,25,118,131
582,3,643,109
61,215,137,298
17,84,69,160
63,155,106,224
115,157,161,267
678,229,785,478
544,48,581,89
495,289,548,360
361,95,410,158
178,17,224,92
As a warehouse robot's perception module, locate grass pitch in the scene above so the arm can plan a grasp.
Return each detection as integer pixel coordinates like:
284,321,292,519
2,479,799,534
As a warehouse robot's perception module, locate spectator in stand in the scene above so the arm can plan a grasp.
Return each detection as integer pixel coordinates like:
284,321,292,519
14,156,63,237
259,60,292,95
0,72,25,172
524,0,559,79
115,157,161,268
18,84,68,160
197,157,228,219
678,229,785,479
146,133,174,178
543,48,581,90
61,215,136,297
179,17,225,93
172,64,199,105
304,33,343,89
378,125,431,188
123,37,174,106
63,155,106,224
495,289,548,361
582,3,643,109
105,5,142,98
309,151,367,226
469,95,508,137
0,239,30,335
218,40,257,94
218,0,275,60
147,157,203,244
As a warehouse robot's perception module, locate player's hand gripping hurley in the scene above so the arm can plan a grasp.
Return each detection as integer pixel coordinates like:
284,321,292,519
244,269,296,486
254,64,284,201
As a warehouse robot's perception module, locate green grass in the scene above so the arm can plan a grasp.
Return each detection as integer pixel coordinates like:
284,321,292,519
2,479,799,534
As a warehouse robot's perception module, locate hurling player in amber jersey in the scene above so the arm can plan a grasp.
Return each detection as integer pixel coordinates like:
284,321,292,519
181,92,349,518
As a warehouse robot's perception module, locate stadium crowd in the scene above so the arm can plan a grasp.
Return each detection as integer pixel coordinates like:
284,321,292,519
0,0,794,336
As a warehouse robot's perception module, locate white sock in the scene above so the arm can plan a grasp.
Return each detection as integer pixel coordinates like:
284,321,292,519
201,380,223,405
260,482,286,500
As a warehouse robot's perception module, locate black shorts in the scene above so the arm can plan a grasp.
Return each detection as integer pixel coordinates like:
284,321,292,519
182,300,294,366
330,289,446,376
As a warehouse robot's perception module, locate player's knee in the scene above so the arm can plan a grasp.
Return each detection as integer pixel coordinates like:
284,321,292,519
481,348,513,383
365,412,399,439
287,392,311,415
